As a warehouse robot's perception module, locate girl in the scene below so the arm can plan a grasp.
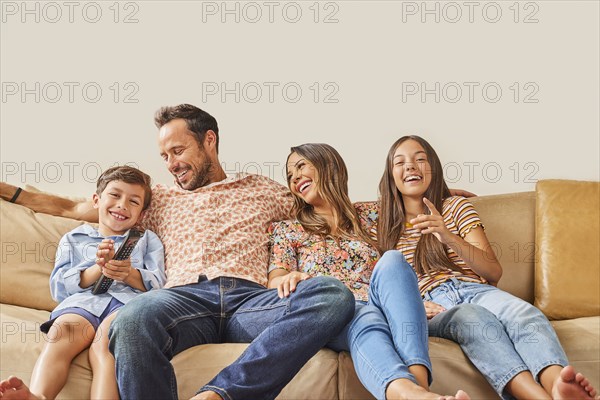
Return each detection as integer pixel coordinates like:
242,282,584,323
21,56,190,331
377,135,598,400
268,143,470,400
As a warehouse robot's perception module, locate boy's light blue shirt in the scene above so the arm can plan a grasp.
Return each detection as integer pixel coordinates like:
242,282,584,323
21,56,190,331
50,224,166,317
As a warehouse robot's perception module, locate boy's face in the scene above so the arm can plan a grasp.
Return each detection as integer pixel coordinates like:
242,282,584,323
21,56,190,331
92,180,146,236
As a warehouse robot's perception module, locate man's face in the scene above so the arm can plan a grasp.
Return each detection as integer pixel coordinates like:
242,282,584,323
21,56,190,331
158,119,213,191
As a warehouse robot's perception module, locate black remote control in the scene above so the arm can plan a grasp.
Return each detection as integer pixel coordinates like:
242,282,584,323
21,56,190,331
91,229,142,295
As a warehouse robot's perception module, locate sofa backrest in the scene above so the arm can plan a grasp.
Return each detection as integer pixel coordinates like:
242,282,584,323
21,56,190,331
535,179,599,320
0,200,85,311
470,192,536,304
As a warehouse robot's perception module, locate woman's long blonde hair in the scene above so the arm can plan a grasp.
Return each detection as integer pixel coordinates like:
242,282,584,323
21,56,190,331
287,143,379,251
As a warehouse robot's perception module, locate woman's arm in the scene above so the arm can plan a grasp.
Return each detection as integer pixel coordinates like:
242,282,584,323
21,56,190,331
0,182,97,222
268,269,311,298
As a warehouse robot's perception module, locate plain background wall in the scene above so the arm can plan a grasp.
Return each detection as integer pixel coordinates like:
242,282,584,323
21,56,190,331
1,1,598,200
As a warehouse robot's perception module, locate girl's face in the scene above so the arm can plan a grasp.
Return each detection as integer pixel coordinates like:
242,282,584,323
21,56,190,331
287,152,324,208
392,139,432,198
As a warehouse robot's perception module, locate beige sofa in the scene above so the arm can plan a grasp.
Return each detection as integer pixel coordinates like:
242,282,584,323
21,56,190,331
1,179,598,399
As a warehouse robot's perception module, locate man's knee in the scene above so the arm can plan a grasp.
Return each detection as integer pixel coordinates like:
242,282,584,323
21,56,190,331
298,276,355,320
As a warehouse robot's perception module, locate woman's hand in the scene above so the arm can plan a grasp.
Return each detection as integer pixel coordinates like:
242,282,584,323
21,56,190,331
410,198,455,244
423,301,446,319
277,271,311,298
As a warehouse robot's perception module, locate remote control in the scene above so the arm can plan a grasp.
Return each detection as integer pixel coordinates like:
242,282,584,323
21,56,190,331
91,229,142,295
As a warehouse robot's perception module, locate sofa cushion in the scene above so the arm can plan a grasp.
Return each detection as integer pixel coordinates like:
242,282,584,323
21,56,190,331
0,200,85,311
470,192,536,304
535,180,600,319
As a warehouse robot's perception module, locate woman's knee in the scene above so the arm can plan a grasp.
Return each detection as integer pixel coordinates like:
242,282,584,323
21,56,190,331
372,250,414,281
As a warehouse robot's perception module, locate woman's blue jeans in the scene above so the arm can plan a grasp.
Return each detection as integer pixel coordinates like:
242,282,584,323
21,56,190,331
327,250,432,400
108,275,355,400
426,279,568,399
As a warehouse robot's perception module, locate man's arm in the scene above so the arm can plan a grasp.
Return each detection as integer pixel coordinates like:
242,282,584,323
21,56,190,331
0,182,98,222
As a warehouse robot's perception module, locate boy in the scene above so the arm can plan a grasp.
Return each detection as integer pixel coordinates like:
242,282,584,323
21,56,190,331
2,166,166,400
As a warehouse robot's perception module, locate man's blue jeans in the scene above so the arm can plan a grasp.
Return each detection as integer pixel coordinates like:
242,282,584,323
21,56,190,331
108,275,354,400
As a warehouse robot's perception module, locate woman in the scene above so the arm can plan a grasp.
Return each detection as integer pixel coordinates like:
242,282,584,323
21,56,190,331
376,135,598,400
268,143,470,400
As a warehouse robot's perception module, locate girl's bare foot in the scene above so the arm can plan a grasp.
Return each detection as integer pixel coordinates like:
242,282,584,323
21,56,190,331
0,377,41,400
552,366,599,400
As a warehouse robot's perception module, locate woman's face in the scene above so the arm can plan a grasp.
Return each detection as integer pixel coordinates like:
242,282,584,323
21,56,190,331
287,152,324,207
391,139,432,198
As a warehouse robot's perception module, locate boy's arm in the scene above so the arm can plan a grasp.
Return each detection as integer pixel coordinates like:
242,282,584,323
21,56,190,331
0,182,98,222
104,231,166,292
130,231,167,291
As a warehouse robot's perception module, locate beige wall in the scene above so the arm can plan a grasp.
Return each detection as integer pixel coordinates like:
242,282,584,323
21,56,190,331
1,1,598,200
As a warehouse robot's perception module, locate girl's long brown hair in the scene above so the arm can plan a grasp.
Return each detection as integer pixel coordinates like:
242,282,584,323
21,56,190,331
287,143,379,252
378,136,459,276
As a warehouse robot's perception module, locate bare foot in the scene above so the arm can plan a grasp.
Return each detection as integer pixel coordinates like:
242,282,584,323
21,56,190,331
0,377,40,400
440,390,471,400
189,390,222,400
552,366,599,400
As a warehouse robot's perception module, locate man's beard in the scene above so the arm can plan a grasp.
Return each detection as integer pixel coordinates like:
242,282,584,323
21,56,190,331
177,160,213,191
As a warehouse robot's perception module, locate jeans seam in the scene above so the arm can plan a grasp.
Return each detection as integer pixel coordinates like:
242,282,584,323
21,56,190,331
531,359,568,382
402,357,432,371
164,311,215,331
235,302,289,313
495,364,529,395
352,345,389,389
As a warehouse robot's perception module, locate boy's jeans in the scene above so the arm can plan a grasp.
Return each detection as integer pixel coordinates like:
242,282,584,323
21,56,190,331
109,275,354,400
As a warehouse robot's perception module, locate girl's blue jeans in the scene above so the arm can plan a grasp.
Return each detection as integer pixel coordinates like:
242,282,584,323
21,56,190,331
426,278,568,399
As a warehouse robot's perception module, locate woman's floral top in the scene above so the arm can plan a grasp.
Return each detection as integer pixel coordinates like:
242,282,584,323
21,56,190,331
267,203,380,301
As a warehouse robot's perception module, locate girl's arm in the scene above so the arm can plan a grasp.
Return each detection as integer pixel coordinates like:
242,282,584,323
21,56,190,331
411,198,503,285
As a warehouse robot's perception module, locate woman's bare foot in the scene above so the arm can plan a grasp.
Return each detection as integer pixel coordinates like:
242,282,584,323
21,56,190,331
387,378,470,400
0,377,40,400
552,366,599,400
189,390,222,400
440,390,471,400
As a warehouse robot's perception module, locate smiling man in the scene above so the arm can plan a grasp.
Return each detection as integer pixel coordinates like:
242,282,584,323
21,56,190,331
0,104,355,400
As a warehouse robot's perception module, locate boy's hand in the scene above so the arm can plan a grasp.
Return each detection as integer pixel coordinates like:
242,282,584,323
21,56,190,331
96,239,115,267
101,259,133,282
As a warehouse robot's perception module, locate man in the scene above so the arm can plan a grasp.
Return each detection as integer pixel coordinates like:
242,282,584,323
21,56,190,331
0,104,355,400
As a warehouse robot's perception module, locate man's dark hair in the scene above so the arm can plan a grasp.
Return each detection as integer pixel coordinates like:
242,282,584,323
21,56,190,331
96,166,153,210
154,104,219,153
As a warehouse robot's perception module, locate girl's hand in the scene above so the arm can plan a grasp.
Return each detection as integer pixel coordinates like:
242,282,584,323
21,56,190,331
410,198,455,244
277,271,311,298
423,301,446,319
101,259,132,282
96,239,115,267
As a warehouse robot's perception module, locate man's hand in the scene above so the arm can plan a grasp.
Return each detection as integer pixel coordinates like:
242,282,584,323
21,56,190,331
277,271,311,298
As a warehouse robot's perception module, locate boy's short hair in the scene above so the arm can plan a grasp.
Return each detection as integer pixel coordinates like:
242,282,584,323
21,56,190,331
96,166,152,210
